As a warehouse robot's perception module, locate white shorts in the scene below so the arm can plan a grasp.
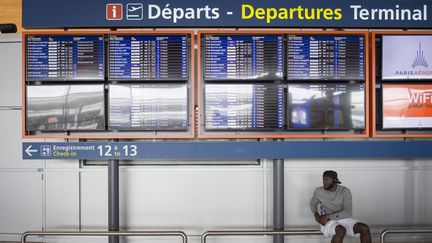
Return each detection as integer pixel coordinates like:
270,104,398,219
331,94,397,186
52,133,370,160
320,218,360,238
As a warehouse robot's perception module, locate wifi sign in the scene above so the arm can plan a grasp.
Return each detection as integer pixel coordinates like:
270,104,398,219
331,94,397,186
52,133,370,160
106,4,123,20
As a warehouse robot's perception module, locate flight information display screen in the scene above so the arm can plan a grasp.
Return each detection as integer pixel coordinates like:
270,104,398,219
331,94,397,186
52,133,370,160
205,84,284,130
26,85,105,131
287,35,365,80
26,35,104,81
203,35,283,80
109,84,188,130
108,35,188,80
288,83,365,130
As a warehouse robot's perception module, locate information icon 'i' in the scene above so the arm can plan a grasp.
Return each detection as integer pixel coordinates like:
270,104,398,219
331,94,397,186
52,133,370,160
106,4,123,20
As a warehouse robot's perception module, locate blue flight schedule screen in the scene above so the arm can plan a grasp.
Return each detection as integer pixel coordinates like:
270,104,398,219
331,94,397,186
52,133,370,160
203,35,283,80
205,84,284,130
26,35,104,81
108,35,188,81
287,35,365,80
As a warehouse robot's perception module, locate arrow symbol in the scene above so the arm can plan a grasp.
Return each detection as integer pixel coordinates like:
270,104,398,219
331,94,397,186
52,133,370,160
25,145,38,157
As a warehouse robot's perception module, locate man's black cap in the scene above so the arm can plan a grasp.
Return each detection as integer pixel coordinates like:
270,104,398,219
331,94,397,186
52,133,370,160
323,170,341,184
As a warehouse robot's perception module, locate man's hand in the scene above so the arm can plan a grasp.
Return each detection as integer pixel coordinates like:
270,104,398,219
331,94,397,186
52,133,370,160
314,213,322,224
314,213,329,226
319,215,330,226
314,213,321,222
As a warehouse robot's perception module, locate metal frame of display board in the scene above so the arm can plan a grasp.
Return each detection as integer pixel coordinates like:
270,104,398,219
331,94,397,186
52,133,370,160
371,30,432,138
197,29,370,139
22,30,195,139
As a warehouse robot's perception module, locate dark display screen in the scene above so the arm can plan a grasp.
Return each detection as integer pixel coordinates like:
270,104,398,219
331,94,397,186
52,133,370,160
287,35,365,80
109,84,188,130
26,35,104,81
288,83,365,130
205,84,284,130
26,85,105,131
203,35,283,80
108,35,188,80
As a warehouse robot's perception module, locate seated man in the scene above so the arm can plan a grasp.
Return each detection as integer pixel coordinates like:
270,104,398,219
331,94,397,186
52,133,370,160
310,170,371,243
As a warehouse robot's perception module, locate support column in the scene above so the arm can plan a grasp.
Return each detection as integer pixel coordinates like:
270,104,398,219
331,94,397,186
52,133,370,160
108,159,119,243
273,158,284,243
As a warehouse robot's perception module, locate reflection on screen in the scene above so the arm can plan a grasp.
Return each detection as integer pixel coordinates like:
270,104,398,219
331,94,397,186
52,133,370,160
205,84,284,130
26,85,105,131
288,83,365,130
109,84,188,130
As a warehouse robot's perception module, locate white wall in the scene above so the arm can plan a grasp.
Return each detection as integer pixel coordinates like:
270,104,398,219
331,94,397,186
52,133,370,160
1,34,431,243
